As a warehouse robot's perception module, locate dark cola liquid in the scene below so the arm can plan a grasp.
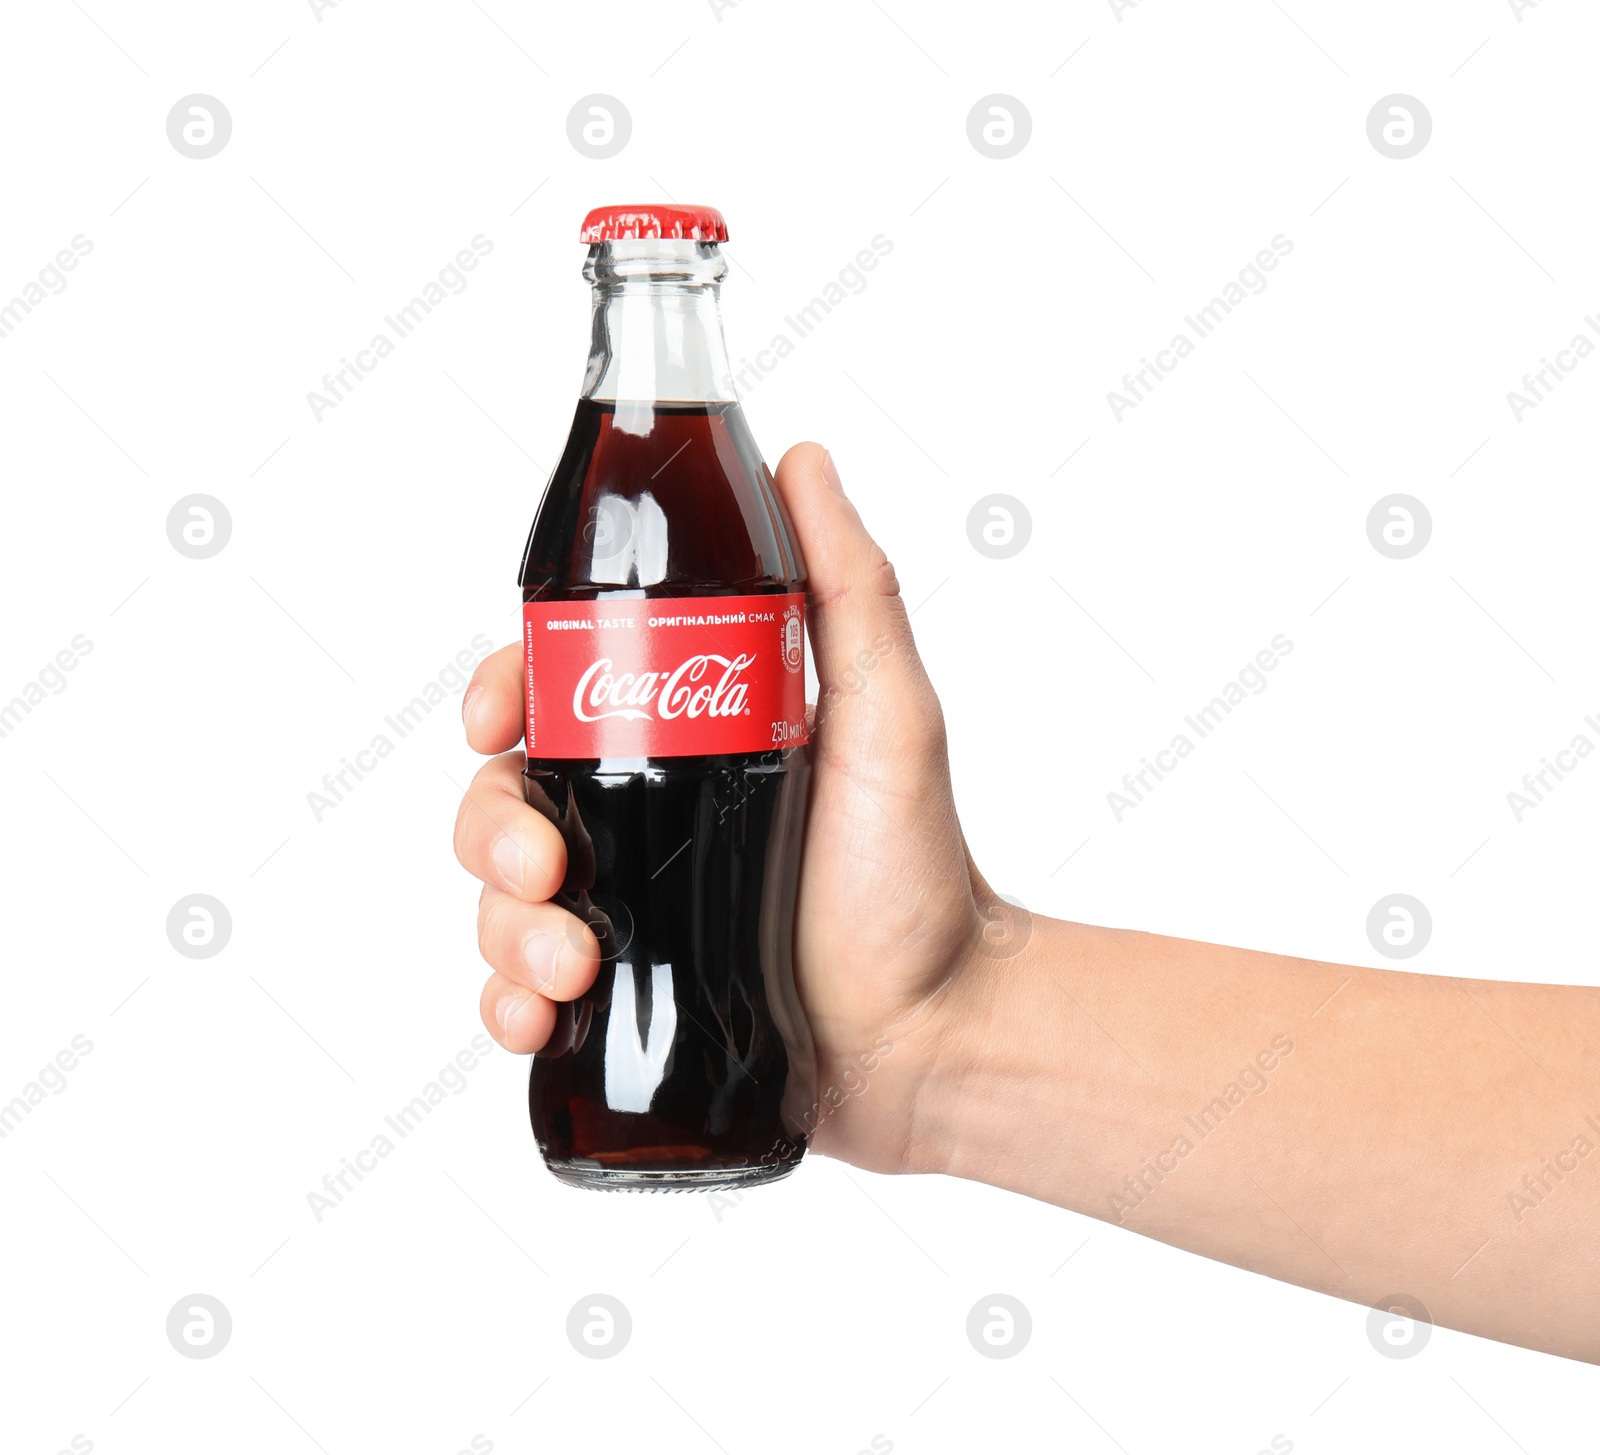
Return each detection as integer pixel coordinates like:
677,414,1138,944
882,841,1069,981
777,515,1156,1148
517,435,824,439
519,398,815,1190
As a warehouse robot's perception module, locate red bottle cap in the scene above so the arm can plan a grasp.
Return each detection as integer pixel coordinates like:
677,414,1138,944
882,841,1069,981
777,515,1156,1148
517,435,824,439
579,204,728,244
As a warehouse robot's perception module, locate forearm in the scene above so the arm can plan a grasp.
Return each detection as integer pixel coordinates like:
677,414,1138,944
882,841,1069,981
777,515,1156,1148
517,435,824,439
918,917,1600,1363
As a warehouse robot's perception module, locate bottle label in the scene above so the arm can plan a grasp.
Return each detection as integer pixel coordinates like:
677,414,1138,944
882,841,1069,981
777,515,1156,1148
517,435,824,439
523,592,809,759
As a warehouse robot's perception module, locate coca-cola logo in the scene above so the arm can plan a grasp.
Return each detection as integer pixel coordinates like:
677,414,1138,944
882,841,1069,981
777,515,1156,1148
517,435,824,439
573,653,754,723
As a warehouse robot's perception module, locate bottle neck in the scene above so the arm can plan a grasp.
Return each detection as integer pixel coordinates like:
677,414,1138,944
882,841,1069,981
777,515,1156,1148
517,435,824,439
582,240,735,420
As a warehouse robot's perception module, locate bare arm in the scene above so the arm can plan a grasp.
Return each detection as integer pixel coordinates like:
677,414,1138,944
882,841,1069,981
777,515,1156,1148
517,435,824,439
917,917,1600,1363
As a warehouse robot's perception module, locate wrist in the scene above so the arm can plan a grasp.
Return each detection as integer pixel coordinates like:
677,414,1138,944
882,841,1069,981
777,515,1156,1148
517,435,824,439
915,909,1139,1203
908,915,1068,1184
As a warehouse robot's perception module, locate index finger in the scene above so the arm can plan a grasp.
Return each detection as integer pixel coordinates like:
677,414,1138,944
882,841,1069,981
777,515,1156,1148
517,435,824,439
463,640,524,755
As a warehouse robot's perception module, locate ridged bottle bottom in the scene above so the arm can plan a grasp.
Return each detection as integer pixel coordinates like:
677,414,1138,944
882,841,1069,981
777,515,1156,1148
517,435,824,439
543,1157,803,1193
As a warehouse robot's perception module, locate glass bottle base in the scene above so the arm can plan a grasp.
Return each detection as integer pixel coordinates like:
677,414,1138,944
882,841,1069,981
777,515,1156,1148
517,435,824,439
543,1156,803,1193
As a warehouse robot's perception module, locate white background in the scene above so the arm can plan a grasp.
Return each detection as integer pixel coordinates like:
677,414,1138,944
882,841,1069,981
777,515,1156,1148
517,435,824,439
2,1,1597,1451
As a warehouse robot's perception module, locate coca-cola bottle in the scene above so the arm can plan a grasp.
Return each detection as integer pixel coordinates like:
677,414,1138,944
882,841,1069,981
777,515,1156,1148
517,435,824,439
517,204,816,1190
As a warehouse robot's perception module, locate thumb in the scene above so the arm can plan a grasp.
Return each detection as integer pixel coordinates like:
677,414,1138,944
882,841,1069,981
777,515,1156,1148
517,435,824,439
771,442,931,712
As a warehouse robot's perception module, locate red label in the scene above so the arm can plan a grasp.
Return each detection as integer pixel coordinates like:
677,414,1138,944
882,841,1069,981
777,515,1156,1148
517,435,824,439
523,593,808,759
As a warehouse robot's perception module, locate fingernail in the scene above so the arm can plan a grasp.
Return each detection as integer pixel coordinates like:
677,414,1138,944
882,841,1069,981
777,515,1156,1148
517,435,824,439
820,449,845,496
522,931,565,995
461,684,482,724
492,834,525,894
496,988,532,1033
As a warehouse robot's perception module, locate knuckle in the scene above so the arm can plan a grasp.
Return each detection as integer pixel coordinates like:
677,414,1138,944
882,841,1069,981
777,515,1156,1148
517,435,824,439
478,978,508,1038
452,796,477,870
869,546,902,599
909,680,950,763
476,893,510,965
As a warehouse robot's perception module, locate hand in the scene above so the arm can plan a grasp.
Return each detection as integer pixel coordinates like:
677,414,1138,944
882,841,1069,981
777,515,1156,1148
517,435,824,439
453,443,1002,1173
